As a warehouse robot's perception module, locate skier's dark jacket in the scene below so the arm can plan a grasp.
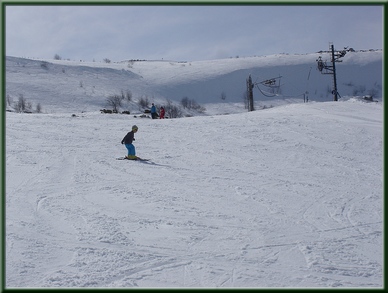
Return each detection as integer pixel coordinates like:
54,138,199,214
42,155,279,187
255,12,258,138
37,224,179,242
121,131,135,144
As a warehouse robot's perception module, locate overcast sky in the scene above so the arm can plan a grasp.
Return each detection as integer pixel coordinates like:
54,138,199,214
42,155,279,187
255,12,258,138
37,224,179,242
5,5,383,62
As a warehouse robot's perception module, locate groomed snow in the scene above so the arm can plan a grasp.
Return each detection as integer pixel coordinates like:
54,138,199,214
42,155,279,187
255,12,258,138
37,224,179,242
6,99,383,288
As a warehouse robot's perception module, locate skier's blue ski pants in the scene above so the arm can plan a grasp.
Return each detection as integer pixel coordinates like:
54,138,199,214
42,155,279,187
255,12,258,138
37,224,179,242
125,144,136,156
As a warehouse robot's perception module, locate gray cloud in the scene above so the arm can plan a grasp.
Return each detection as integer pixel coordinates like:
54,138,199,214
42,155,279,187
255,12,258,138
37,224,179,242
5,5,383,61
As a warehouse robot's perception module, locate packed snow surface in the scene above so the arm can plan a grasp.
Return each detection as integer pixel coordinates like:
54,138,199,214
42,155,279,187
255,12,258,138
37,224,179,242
6,100,383,288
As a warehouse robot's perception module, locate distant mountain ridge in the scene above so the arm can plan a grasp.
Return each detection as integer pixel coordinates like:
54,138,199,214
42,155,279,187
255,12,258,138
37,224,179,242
5,50,383,114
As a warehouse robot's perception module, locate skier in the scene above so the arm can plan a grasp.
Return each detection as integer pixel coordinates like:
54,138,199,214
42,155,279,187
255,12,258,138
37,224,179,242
121,125,138,160
150,103,158,119
159,106,165,119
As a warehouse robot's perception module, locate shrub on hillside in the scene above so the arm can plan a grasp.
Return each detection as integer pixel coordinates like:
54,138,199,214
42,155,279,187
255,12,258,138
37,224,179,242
138,96,150,108
12,94,41,113
106,94,123,112
180,97,205,112
165,99,182,118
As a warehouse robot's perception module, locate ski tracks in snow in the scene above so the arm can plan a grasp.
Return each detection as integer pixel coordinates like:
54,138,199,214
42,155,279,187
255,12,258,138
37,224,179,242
6,103,383,287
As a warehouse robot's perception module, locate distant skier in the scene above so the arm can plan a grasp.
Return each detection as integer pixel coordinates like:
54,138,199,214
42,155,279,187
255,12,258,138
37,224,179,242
159,106,165,119
121,125,138,160
150,103,158,119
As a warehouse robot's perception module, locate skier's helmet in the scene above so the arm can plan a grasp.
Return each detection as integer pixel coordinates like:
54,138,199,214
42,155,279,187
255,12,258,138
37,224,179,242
132,125,138,131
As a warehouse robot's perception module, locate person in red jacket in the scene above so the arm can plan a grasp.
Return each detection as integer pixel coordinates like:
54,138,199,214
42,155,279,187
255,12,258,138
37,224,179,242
159,106,165,119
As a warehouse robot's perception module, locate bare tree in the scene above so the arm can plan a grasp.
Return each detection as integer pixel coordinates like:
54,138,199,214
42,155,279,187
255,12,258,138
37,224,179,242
180,97,205,112
181,96,189,108
36,103,42,113
25,101,33,113
120,89,132,102
165,99,182,118
220,91,226,101
126,90,132,102
6,95,13,106
15,94,27,113
106,94,123,112
138,96,150,108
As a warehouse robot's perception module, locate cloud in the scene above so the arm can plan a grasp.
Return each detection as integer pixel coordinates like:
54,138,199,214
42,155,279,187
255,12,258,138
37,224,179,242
5,5,383,61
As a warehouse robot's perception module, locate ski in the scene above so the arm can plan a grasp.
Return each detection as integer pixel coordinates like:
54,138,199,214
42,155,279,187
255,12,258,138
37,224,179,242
116,157,150,161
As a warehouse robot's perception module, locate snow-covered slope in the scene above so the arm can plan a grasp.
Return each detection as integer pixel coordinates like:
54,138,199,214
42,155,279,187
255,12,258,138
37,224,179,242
5,50,382,114
5,50,383,288
6,100,383,288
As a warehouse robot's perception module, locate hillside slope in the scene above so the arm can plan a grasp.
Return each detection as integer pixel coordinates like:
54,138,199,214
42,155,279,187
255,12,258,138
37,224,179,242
5,50,382,114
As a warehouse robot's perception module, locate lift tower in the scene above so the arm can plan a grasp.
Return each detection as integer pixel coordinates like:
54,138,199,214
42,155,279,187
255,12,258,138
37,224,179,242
246,74,254,111
316,43,348,101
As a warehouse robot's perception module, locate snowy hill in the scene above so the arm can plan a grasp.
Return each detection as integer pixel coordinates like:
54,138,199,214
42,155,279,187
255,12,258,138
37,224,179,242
5,50,382,114
5,51,383,288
